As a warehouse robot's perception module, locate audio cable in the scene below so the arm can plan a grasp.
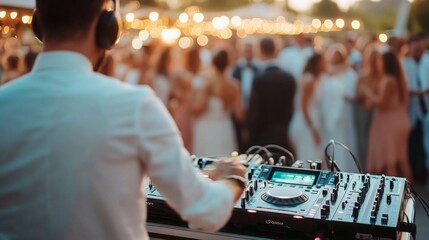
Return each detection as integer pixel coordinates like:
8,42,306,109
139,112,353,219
324,139,363,173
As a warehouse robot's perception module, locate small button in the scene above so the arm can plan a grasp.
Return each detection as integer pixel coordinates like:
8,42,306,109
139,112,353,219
241,198,246,208
381,214,388,223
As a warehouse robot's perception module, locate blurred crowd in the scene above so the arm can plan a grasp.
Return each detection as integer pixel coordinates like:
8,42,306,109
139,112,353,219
1,32,429,183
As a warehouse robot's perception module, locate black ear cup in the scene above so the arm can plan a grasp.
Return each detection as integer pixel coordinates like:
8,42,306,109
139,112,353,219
95,10,120,50
32,10,43,42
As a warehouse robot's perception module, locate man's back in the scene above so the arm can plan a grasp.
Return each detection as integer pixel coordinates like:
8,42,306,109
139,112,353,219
0,52,150,239
0,51,240,240
248,65,296,150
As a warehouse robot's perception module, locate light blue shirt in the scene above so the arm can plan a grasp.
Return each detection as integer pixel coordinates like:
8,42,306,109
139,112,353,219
403,53,429,127
0,51,233,240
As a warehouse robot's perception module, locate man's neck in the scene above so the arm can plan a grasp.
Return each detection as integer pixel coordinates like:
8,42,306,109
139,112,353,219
43,40,100,68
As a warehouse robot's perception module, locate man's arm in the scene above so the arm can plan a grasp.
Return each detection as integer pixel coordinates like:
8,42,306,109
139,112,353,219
135,87,244,232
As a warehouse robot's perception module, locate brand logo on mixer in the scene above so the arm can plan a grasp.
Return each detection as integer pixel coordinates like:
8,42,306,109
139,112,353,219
265,219,284,225
146,202,154,206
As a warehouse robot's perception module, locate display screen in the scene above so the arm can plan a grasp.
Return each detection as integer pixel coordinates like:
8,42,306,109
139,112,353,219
270,171,317,186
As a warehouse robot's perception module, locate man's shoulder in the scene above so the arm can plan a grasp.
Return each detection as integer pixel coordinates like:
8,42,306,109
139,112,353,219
259,67,294,80
91,73,154,96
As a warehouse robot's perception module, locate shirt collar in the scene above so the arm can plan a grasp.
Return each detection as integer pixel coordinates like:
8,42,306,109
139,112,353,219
261,59,278,71
32,51,93,73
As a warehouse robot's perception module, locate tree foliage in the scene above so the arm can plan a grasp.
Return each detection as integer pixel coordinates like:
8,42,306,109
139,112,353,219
312,0,343,18
409,0,429,34
138,0,158,7
189,0,250,11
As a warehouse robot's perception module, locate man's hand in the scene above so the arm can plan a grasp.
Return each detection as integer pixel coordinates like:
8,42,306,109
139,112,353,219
207,158,247,181
207,158,247,202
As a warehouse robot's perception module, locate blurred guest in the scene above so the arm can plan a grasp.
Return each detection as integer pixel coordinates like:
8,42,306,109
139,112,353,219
352,46,382,164
321,44,358,172
1,54,21,85
185,46,204,90
192,49,244,156
115,51,141,84
146,47,173,106
289,53,326,161
403,33,429,183
248,37,296,152
364,51,412,179
278,34,313,81
23,51,39,74
345,38,362,70
232,41,259,110
97,53,115,77
388,36,406,58
170,70,193,152
137,44,156,85
232,40,259,152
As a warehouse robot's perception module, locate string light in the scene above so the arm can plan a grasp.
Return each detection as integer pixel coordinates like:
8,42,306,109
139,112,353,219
10,12,17,20
197,35,208,46
125,13,135,23
379,33,388,43
193,13,204,23
139,29,150,41
0,11,6,19
351,20,361,30
324,19,333,29
22,15,30,24
149,12,159,21
335,18,345,28
231,16,242,27
179,13,188,23
119,6,358,46
132,37,143,49
178,37,193,49
312,19,321,29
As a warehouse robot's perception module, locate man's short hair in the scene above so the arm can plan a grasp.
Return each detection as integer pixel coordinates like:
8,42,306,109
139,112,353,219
260,37,276,56
409,32,427,43
36,0,105,41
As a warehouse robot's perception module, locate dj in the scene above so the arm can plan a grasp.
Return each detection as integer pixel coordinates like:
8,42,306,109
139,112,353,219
0,0,246,239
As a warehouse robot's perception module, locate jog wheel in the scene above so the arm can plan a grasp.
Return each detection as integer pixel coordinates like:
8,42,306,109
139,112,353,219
261,187,309,206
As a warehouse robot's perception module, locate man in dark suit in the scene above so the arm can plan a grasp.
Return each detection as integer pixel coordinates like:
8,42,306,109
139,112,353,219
248,37,296,153
232,41,259,153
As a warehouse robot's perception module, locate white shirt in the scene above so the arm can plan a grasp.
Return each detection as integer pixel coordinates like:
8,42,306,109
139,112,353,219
278,45,313,81
0,51,234,240
403,53,429,127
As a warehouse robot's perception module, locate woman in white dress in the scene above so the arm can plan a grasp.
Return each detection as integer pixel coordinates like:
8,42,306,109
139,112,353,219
192,50,244,157
289,53,326,161
145,47,173,106
320,44,359,173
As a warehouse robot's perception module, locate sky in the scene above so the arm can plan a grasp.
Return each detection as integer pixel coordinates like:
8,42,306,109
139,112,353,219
288,0,365,12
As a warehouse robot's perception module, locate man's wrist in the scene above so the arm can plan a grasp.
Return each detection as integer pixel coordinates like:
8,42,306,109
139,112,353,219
222,175,247,191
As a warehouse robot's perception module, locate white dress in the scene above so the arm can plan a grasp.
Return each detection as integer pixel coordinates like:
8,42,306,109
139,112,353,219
289,74,324,161
192,97,238,157
320,68,359,173
153,75,172,106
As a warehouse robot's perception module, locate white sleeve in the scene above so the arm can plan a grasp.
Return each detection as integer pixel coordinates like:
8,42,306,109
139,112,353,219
135,87,234,232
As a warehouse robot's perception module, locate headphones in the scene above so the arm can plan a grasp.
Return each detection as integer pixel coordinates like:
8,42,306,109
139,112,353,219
32,0,121,50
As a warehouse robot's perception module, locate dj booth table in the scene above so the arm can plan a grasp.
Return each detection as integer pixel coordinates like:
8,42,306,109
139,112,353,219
147,195,415,240
147,222,273,240
146,157,417,240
